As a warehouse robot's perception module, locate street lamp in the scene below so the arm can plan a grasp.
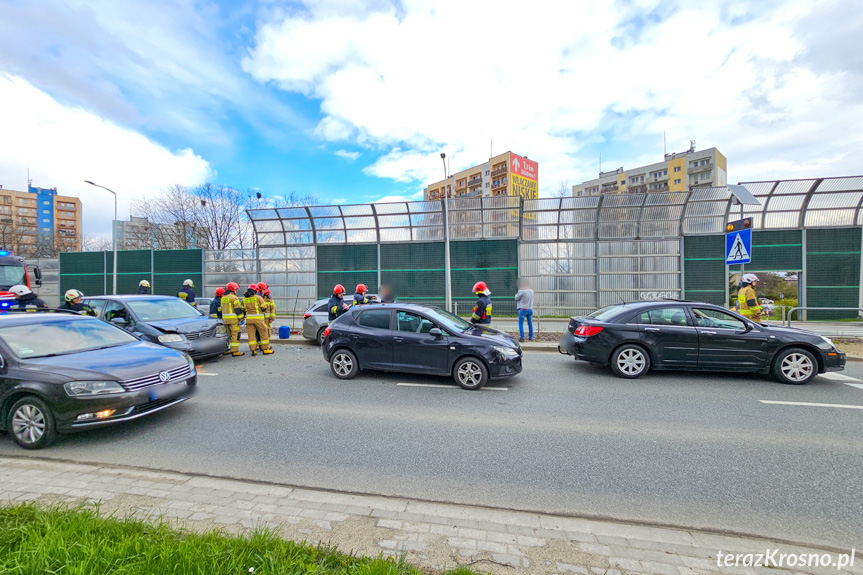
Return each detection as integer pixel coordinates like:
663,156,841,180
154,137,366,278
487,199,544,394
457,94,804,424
84,180,118,295
440,153,452,312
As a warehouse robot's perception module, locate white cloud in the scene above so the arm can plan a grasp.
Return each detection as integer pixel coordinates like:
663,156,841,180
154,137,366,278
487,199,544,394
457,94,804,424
0,74,211,235
334,150,361,161
375,192,425,204
244,0,863,191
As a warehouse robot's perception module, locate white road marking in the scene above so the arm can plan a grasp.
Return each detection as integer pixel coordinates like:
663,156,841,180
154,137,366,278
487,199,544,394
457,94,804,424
396,383,509,391
818,372,862,382
760,400,863,410
844,383,863,391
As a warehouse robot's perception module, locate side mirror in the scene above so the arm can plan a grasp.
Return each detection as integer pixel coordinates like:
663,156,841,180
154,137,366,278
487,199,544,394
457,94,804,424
111,317,128,326
429,327,443,338
736,322,754,334
0,355,5,370
33,266,42,287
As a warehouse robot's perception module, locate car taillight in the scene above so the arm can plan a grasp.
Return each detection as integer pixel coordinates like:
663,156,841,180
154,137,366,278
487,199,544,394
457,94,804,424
323,327,331,338
575,325,603,337
303,313,311,319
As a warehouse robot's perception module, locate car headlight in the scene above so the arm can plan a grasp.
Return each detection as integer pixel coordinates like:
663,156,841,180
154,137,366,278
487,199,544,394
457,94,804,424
185,353,195,371
158,334,184,343
64,380,125,396
216,324,228,336
494,345,519,358
820,336,835,348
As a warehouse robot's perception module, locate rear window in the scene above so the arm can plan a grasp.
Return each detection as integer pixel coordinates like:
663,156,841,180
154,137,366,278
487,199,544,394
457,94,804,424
0,318,138,359
587,305,627,321
357,309,391,330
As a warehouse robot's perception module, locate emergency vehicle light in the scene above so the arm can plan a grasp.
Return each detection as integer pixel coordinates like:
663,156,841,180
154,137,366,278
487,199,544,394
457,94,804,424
0,251,9,256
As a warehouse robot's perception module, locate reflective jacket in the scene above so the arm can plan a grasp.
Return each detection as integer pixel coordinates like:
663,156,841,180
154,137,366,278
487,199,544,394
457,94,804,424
737,284,763,323
328,294,347,322
220,292,243,324
263,296,275,323
471,294,492,324
208,297,222,319
242,293,267,321
16,294,48,312
59,301,97,316
352,292,369,306
178,286,196,307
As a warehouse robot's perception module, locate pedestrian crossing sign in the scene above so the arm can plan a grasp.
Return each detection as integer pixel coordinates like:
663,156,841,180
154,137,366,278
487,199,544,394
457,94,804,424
726,228,752,265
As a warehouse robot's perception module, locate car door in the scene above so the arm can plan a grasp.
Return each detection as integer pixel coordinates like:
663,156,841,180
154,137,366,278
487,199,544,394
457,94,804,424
637,306,699,367
83,298,107,318
351,308,394,369
103,300,133,331
692,307,769,370
391,310,450,374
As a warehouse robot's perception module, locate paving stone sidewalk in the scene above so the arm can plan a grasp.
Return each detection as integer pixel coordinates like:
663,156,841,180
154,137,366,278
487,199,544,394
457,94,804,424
0,457,857,575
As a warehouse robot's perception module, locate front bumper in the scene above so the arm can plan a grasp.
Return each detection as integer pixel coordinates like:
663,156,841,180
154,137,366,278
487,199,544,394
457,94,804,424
823,350,846,372
162,336,228,359
55,377,197,432
488,351,523,378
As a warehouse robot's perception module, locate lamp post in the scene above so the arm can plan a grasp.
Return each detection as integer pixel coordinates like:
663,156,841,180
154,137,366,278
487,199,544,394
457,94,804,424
84,180,118,295
440,153,452,312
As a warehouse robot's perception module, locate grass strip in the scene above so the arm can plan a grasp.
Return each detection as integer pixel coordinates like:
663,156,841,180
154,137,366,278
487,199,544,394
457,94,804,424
0,503,481,575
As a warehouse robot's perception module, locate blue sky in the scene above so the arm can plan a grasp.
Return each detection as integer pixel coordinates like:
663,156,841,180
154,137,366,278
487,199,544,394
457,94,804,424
0,0,861,235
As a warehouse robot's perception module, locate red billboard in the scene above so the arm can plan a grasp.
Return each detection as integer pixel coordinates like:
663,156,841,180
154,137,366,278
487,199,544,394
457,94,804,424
510,153,538,200
510,153,538,180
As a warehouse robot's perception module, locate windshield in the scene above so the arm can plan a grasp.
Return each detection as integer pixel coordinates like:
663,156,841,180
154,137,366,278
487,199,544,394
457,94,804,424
128,299,203,321
587,305,627,321
423,307,472,332
0,265,26,291
0,318,138,359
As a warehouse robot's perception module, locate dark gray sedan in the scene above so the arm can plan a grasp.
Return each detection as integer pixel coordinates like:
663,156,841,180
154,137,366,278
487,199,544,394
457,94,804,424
303,295,379,345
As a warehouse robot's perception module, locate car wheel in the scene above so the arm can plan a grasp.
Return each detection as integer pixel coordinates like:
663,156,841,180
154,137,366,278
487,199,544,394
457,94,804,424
7,396,57,450
316,327,327,346
453,357,488,390
330,349,359,380
773,347,817,385
610,344,650,379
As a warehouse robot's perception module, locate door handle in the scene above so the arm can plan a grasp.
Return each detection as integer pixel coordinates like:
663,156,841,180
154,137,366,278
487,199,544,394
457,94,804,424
644,327,660,332
702,331,717,335
393,336,404,342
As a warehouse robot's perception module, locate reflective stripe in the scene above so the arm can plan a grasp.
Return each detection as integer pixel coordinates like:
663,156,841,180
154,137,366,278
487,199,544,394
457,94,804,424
223,314,237,319
259,340,270,344
246,314,265,319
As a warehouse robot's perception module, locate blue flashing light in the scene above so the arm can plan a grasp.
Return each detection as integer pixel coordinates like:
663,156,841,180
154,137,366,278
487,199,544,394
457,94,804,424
0,251,9,256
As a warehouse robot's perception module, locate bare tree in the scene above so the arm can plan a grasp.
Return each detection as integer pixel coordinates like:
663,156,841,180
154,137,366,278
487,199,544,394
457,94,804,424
551,179,572,198
81,234,113,252
0,215,30,255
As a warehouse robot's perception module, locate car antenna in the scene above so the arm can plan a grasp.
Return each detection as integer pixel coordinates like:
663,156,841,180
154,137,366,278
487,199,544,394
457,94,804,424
614,291,627,305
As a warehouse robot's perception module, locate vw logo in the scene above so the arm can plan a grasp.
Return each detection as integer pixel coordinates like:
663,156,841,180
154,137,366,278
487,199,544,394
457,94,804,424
158,371,170,383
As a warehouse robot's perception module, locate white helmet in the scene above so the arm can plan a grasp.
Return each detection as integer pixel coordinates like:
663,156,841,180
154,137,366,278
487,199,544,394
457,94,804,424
9,285,31,297
65,288,84,302
742,273,760,284
183,279,194,287
139,280,151,288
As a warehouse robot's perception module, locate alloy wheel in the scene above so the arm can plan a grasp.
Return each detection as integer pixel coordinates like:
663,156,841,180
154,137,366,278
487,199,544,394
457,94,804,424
12,405,45,446
781,353,813,383
457,361,482,387
333,353,353,377
616,348,646,376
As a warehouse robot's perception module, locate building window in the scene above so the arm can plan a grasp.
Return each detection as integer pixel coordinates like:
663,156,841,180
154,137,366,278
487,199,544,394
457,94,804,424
43,200,50,205
674,166,681,172
42,218,49,223
674,179,681,185
663,170,667,176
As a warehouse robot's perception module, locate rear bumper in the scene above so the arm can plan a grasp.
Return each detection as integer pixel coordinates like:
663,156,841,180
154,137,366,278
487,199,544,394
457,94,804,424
162,336,228,359
559,333,608,364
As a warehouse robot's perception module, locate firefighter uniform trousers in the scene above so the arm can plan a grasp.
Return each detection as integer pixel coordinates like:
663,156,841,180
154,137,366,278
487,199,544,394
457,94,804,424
263,296,276,340
243,294,270,353
221,293,243,353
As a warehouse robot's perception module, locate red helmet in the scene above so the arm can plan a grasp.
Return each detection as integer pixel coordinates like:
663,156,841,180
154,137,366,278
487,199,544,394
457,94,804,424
248,283,259,292
356,283,368,294
257,282,268,291
473,281,488,294
215,287,226,297
226,282,239,292
333,284,346,296
263,288,270,296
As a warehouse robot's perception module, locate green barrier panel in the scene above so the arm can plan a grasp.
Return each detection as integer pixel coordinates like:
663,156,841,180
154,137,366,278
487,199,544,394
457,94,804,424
806,228,861,320
683,236,725,304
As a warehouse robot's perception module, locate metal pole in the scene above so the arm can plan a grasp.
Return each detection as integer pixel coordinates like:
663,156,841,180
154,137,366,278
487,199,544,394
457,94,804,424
441,154,452,312
85,181,118,295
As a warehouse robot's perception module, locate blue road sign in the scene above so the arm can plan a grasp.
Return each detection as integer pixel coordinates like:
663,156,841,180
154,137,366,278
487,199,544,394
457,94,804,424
726,228,752,265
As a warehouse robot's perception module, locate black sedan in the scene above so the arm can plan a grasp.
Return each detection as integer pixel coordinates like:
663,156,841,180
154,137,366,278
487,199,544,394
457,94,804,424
82,295,228,360
559,300,845,384
322,304,522,390
0,311,196,449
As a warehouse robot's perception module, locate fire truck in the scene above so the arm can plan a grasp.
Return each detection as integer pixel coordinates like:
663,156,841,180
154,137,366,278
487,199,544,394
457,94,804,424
0,251,42,310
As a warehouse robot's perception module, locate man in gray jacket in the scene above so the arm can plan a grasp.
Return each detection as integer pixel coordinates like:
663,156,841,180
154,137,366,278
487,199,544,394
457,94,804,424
514,279,534,342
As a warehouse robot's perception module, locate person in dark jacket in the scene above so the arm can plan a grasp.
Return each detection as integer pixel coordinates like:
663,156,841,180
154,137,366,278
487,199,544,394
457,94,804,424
137,280,150,294
178,279,196,308
328,284,350,321
353,283,370,306
209,287,225,318
10,285,48,311
379,284,394,303
470,281,492,325
58,288,96,316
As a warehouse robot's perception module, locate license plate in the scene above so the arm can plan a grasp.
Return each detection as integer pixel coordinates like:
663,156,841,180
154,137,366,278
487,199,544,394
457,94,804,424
149,384,185,401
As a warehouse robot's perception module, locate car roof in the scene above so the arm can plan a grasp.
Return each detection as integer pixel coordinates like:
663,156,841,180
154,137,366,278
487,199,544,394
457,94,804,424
84,295,178,301
0,312,94,326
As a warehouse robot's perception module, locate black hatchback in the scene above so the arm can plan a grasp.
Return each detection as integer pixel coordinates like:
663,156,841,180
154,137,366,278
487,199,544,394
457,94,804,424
559,300,845,384
0,312,197,449
322,304,522,390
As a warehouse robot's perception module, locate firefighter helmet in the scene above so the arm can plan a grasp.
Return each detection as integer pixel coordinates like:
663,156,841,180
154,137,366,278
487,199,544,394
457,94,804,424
64,288,84,302
742,273,760,284
257,282,268,291
10,285,32,297
215,287,226,297
355,283,368,294
226,282,240,292
473,281,490,295
139,280,151,288
248,284,259,292
263,288,270,296
333,284,346,296
183,279,195,287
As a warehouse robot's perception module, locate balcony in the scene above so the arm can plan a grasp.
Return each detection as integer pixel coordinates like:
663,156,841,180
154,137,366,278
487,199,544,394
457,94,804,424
689,162,713,174
455,183,467,193
649,183,669,192
491,179,507,190
491,167,507,178
601,184,619,193
467,178,482,188
628,184,648,194
651,174,668,183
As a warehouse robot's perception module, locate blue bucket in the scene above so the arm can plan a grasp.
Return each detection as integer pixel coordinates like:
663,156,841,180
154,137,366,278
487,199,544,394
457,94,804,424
278,325,291,339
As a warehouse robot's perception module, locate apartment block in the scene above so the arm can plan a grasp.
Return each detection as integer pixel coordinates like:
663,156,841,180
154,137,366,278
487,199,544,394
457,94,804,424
572,144,727,196
115,215,208,250
424,151,538,201
0,185,82,256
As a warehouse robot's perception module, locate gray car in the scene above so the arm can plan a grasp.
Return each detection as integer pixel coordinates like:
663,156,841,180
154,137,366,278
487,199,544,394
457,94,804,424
302,295,379,345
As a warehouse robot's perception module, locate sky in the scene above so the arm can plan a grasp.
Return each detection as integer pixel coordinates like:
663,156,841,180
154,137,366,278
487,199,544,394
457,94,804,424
0,0,861,235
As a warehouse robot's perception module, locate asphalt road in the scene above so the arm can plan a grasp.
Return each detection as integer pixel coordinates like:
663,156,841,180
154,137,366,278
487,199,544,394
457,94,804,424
2,343,862,550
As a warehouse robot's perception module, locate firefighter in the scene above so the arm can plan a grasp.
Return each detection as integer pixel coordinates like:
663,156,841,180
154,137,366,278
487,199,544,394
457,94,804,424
10,285,48,311
470,281,492,325
178,279,197,308
221,282,245,356
737,273,764,323
209,287,225,319
137,280,150,294
262,288,276,339
58,289,97,316
242,284,273,356
353,283,370,306
328,284,350,321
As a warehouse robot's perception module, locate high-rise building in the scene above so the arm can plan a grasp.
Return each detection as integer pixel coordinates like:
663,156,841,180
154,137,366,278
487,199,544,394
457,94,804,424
423,151,538,201
572,144,727,196
114,216,208,250
0,185,82,256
